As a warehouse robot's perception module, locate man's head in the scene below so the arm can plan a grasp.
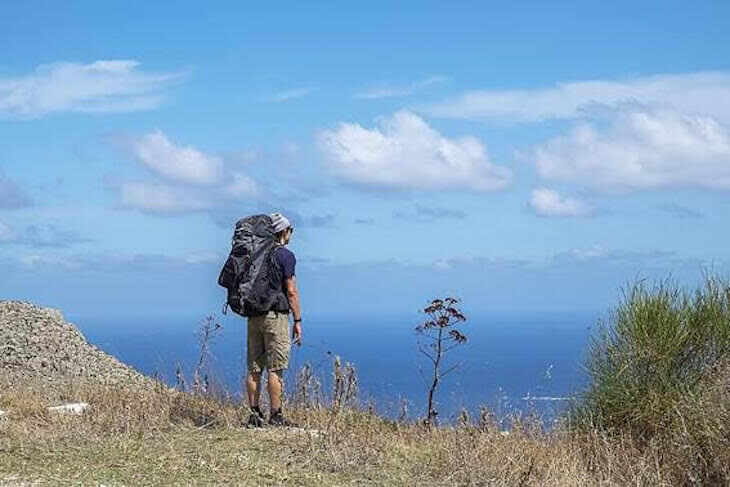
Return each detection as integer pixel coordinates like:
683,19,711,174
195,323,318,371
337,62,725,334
270,212,293,244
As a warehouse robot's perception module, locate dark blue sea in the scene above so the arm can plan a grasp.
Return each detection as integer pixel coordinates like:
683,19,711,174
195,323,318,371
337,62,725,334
74,311,598,423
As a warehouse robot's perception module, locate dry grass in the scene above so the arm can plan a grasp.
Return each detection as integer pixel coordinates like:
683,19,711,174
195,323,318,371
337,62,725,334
4,279,730,485
2,376,729,486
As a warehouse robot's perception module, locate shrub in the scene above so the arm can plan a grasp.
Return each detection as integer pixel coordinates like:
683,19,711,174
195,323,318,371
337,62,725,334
572,276,730,440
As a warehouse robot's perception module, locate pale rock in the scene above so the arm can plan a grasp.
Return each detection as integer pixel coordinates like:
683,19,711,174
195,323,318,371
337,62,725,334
47,402,89,415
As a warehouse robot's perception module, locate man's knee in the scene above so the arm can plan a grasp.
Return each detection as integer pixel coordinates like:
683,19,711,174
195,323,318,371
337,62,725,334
268,369,285,385
247,371,262,381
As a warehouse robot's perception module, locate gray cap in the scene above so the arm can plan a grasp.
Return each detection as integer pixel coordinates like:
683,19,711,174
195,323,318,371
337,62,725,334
270,212,292,233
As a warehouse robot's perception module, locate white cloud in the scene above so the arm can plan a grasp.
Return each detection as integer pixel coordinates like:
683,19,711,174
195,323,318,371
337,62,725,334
11,251,216,272
131,130,223,185
224,172,259,199
318,110,511,191
432,259,453,271
0,221,89,247
424,72,730,123
0,221,15,242
117,131,264,215
266,87,314,103
184,250,223,264
529,188,592,217
120,182,213,214
354,76,447,100
0,60,184,118
534,110,730,191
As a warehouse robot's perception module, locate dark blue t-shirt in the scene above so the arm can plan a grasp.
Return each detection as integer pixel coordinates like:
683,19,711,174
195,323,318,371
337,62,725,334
274,246,296,280
274,246,295,310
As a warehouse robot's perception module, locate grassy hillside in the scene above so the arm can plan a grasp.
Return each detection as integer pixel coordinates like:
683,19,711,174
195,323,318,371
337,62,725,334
2,365,728,485
2,278,730,485
0,380,671,486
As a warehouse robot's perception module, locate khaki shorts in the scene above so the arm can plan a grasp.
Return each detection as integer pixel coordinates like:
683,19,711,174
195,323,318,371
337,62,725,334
247,311,291,373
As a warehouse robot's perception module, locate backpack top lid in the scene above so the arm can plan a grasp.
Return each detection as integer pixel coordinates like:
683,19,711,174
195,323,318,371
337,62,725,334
232,214,274,246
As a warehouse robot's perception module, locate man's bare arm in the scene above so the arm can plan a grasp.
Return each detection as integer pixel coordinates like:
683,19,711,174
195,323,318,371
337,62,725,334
285,276,302,345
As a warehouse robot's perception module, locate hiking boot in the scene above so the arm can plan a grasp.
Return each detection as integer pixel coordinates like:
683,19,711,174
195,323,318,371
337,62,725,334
268,410,298,427
246,408,265,428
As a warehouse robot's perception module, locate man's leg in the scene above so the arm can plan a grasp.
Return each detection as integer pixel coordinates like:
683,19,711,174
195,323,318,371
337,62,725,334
263,312,295,426
246,316,266,427
246,315,266,406
267,368,296,426
267,369,283,411
247,372,262,407
263,312,291,412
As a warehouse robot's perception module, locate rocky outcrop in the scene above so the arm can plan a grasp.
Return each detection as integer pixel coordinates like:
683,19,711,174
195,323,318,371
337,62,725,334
0,300,150,388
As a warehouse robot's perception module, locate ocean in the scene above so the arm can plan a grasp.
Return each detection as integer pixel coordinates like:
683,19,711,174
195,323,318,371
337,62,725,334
75,311,598,423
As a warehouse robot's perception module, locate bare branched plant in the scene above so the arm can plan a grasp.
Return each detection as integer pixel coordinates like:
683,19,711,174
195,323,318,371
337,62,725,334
192,315,222,395
293,362,324,408
398,398,409,423
174,364,186,391
332,355,359,412
416,296,468,425
478,406,495,432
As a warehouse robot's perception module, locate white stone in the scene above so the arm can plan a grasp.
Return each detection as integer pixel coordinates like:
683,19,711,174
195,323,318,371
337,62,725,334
0,410,6,417
500,430,510,437
47,402,89,415
248,426,322,437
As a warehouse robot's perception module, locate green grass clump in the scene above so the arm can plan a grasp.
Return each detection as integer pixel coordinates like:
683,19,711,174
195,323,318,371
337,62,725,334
573,276,730,440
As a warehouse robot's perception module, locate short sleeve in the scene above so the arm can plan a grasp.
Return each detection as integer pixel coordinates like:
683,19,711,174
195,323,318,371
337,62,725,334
275,247,296,279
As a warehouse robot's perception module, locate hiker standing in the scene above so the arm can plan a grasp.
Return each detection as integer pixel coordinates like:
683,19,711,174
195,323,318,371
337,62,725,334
218,212,302,427
246,213,302,427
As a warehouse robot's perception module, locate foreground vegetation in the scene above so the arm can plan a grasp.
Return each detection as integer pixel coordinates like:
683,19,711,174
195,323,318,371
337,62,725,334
2,277,730,485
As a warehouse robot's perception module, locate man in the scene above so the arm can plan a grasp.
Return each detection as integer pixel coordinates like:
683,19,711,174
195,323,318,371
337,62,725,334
246,213,302,427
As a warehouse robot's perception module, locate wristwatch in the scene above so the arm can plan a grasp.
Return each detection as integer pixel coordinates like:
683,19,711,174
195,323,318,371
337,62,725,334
294,318,302,323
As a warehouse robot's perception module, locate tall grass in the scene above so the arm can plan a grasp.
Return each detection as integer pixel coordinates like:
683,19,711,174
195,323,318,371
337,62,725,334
572,275,730,437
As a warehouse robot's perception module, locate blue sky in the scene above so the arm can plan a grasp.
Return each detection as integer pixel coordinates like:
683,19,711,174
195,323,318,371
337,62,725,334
1,1,730,321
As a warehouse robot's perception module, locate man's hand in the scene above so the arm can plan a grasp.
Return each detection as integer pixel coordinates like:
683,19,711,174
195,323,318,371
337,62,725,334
292,321,302,346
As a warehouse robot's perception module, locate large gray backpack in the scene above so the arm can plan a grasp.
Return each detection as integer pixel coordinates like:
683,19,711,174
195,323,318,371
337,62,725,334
217,215,287,317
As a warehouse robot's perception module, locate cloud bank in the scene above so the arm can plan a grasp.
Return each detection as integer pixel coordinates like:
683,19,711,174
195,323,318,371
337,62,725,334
118,130,260,215
423,71,730,199
131,130,223,185
534,110,730,191
0,60,184,118
424,71,730,123
318,110,511,191
2,242,712,317
0,221,89,248
119,182,214,214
